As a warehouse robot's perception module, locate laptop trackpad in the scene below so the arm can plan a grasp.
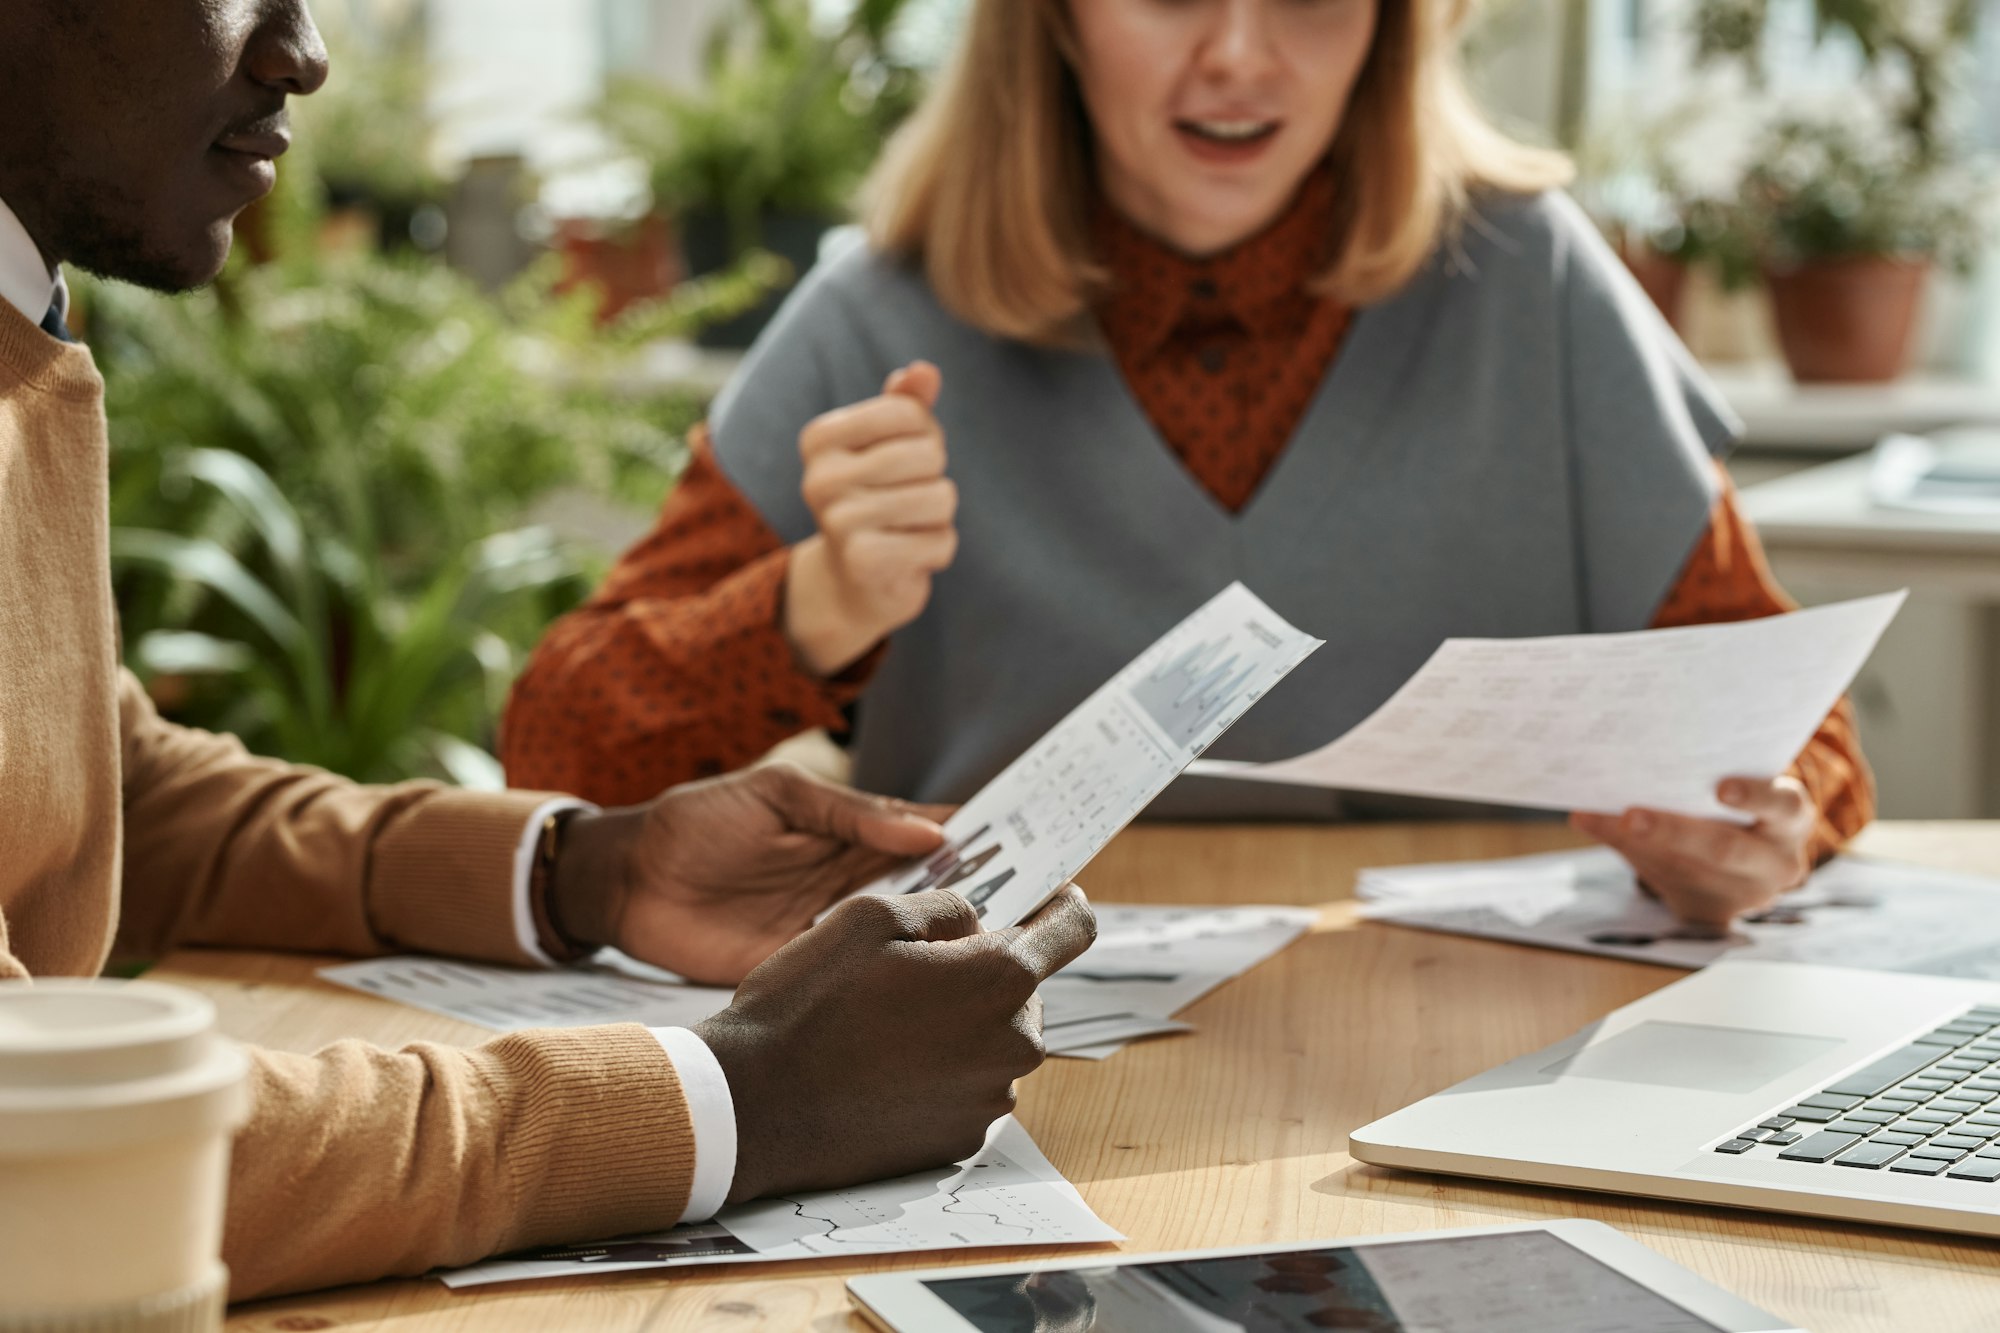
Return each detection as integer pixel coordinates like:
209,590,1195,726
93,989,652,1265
1543,1021,1843,1094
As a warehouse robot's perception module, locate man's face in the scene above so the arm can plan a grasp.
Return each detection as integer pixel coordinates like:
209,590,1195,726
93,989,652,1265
0,0,328,292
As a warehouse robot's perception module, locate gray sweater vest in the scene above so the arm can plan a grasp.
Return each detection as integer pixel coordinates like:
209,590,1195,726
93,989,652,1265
709,191,1737,819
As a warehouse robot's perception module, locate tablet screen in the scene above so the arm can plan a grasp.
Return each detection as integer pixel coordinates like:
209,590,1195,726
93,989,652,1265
920,1230,1723,1332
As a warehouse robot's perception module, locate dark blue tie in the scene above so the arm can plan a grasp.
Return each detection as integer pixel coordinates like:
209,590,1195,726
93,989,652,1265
39,300,73,343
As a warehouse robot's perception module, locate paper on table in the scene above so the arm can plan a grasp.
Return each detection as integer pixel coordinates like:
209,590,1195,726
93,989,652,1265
321,904,1312,1062
437,1116,1119,1287
1358,847,2000,976
317,953,732,1031
1040,993,1193,1055
854,583,1320,927
1190,592,1904,822
1039,903,1316,1055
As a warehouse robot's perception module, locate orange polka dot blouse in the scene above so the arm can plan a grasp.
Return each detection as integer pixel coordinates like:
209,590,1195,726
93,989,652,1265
502,175,1873,862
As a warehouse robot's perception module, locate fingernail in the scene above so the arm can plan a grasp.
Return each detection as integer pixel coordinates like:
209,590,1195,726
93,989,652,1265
1720,781,1743,803
1627,811,1652,835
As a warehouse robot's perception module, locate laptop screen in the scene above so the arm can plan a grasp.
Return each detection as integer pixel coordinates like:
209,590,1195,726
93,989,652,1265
920,1229,1724,1332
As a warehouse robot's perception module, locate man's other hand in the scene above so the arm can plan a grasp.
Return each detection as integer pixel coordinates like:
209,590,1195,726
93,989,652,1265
693,885,1097,1203
545,763,948,984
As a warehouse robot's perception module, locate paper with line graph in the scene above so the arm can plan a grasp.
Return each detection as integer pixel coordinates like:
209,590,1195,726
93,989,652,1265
436,1116,1118,1286
854,582,1320,928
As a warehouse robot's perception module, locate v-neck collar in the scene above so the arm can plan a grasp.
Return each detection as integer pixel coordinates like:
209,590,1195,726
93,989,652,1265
1092,165,1338,361
1055,249,1449,554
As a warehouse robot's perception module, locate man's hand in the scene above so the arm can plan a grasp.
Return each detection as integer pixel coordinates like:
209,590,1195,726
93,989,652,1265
545,764,948,985
784,361,957,676
1571,776,1817,931
693,885,1097,1203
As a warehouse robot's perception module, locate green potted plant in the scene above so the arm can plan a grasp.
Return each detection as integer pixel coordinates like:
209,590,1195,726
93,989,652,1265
1687,0,1992,381
1738,114,1990,381
597,0,921,347
72,167,717,781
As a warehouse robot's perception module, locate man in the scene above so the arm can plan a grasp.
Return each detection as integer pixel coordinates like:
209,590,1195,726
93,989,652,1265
0,0,1095,1306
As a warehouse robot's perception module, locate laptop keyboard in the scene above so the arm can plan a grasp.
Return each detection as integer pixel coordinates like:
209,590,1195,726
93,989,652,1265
1715,1005,2000,1181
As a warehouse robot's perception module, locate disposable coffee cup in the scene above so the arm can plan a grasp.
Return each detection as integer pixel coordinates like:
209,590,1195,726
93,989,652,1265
0,980,249,1333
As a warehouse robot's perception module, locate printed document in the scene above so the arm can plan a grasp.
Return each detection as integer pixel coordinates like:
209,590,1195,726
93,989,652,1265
1190,593,1903,822
1039,903,1317,1057
856,582,1320,926
1359,847,2000,976
321,901,1313,1058
438,1116,1118,1287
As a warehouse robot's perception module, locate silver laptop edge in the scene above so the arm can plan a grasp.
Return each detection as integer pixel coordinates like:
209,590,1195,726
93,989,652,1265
1351,959,2000,1237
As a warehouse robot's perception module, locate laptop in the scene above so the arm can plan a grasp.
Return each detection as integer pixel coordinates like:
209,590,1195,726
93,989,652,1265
1351,960,2000,1236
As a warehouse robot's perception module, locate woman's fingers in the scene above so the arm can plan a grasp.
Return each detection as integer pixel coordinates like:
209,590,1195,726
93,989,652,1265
1571,799,1810,929
800,393,938,461
883,359,942,409
1717,775,1815,837
803,436,948,509
820,479,959,537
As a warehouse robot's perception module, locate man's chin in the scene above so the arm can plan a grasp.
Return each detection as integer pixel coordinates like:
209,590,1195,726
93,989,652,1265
71,219,235,295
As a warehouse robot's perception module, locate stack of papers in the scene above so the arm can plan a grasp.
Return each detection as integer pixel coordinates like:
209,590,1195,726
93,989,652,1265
441,1116,1120,1287
319,902,1313,1059
1358,848,2000,976
1191,593,1903,822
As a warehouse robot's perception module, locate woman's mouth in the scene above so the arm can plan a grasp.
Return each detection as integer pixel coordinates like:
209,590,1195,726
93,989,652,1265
1173,118,1282,164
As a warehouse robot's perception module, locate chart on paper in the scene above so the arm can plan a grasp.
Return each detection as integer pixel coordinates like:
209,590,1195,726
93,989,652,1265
719,1117,1119,1256
317,954,732,1032
438,1116,1121,1287
860,582,1321,927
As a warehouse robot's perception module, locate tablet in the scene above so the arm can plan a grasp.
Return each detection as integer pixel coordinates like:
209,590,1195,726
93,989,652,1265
846,1220,1802,1333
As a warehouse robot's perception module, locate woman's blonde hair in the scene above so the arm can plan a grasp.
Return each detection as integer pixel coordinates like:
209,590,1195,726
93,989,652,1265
864,0,1571,343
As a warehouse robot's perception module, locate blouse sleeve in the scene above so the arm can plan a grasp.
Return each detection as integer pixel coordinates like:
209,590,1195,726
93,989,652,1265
501,427,879,806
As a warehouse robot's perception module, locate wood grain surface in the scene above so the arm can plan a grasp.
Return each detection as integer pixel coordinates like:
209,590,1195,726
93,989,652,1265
153,820,2000,1332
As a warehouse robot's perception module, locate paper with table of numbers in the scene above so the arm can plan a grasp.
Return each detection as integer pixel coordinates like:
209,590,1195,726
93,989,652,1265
853,582,1321,928
1190,592,1903,822
436,1115,1119,1287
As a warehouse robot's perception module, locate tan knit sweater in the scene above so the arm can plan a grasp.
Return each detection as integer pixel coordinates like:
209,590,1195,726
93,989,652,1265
0,299,699,1300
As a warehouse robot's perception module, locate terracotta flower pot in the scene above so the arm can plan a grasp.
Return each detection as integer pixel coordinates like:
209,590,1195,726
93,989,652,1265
553,214,682,325
1765,256,1930,383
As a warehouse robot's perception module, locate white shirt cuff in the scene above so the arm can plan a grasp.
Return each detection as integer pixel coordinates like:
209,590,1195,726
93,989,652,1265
510,798,598,967
649,1025,738,1223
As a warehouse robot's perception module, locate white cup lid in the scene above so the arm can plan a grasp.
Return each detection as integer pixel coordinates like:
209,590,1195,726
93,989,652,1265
0,980,248,1153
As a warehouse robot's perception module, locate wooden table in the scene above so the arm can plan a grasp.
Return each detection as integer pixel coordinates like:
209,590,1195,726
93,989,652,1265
160,821,2000,1333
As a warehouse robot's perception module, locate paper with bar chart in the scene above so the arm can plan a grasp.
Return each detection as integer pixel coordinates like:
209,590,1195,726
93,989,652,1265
856,583,1321,927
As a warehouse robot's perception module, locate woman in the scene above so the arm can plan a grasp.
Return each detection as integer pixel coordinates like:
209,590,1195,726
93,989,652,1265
506,0,1871,928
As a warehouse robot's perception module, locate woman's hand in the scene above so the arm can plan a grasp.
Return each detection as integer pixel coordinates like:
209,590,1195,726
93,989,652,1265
1570,776,1817,931
784,361,957,676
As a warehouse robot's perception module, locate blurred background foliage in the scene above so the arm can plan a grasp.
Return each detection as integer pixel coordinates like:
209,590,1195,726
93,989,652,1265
83,137,733,786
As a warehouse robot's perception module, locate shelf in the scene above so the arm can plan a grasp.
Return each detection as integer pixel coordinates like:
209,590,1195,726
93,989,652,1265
1708,365,2000,452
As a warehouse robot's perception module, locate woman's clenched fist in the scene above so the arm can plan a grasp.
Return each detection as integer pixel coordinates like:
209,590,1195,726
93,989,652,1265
784,361,958,675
